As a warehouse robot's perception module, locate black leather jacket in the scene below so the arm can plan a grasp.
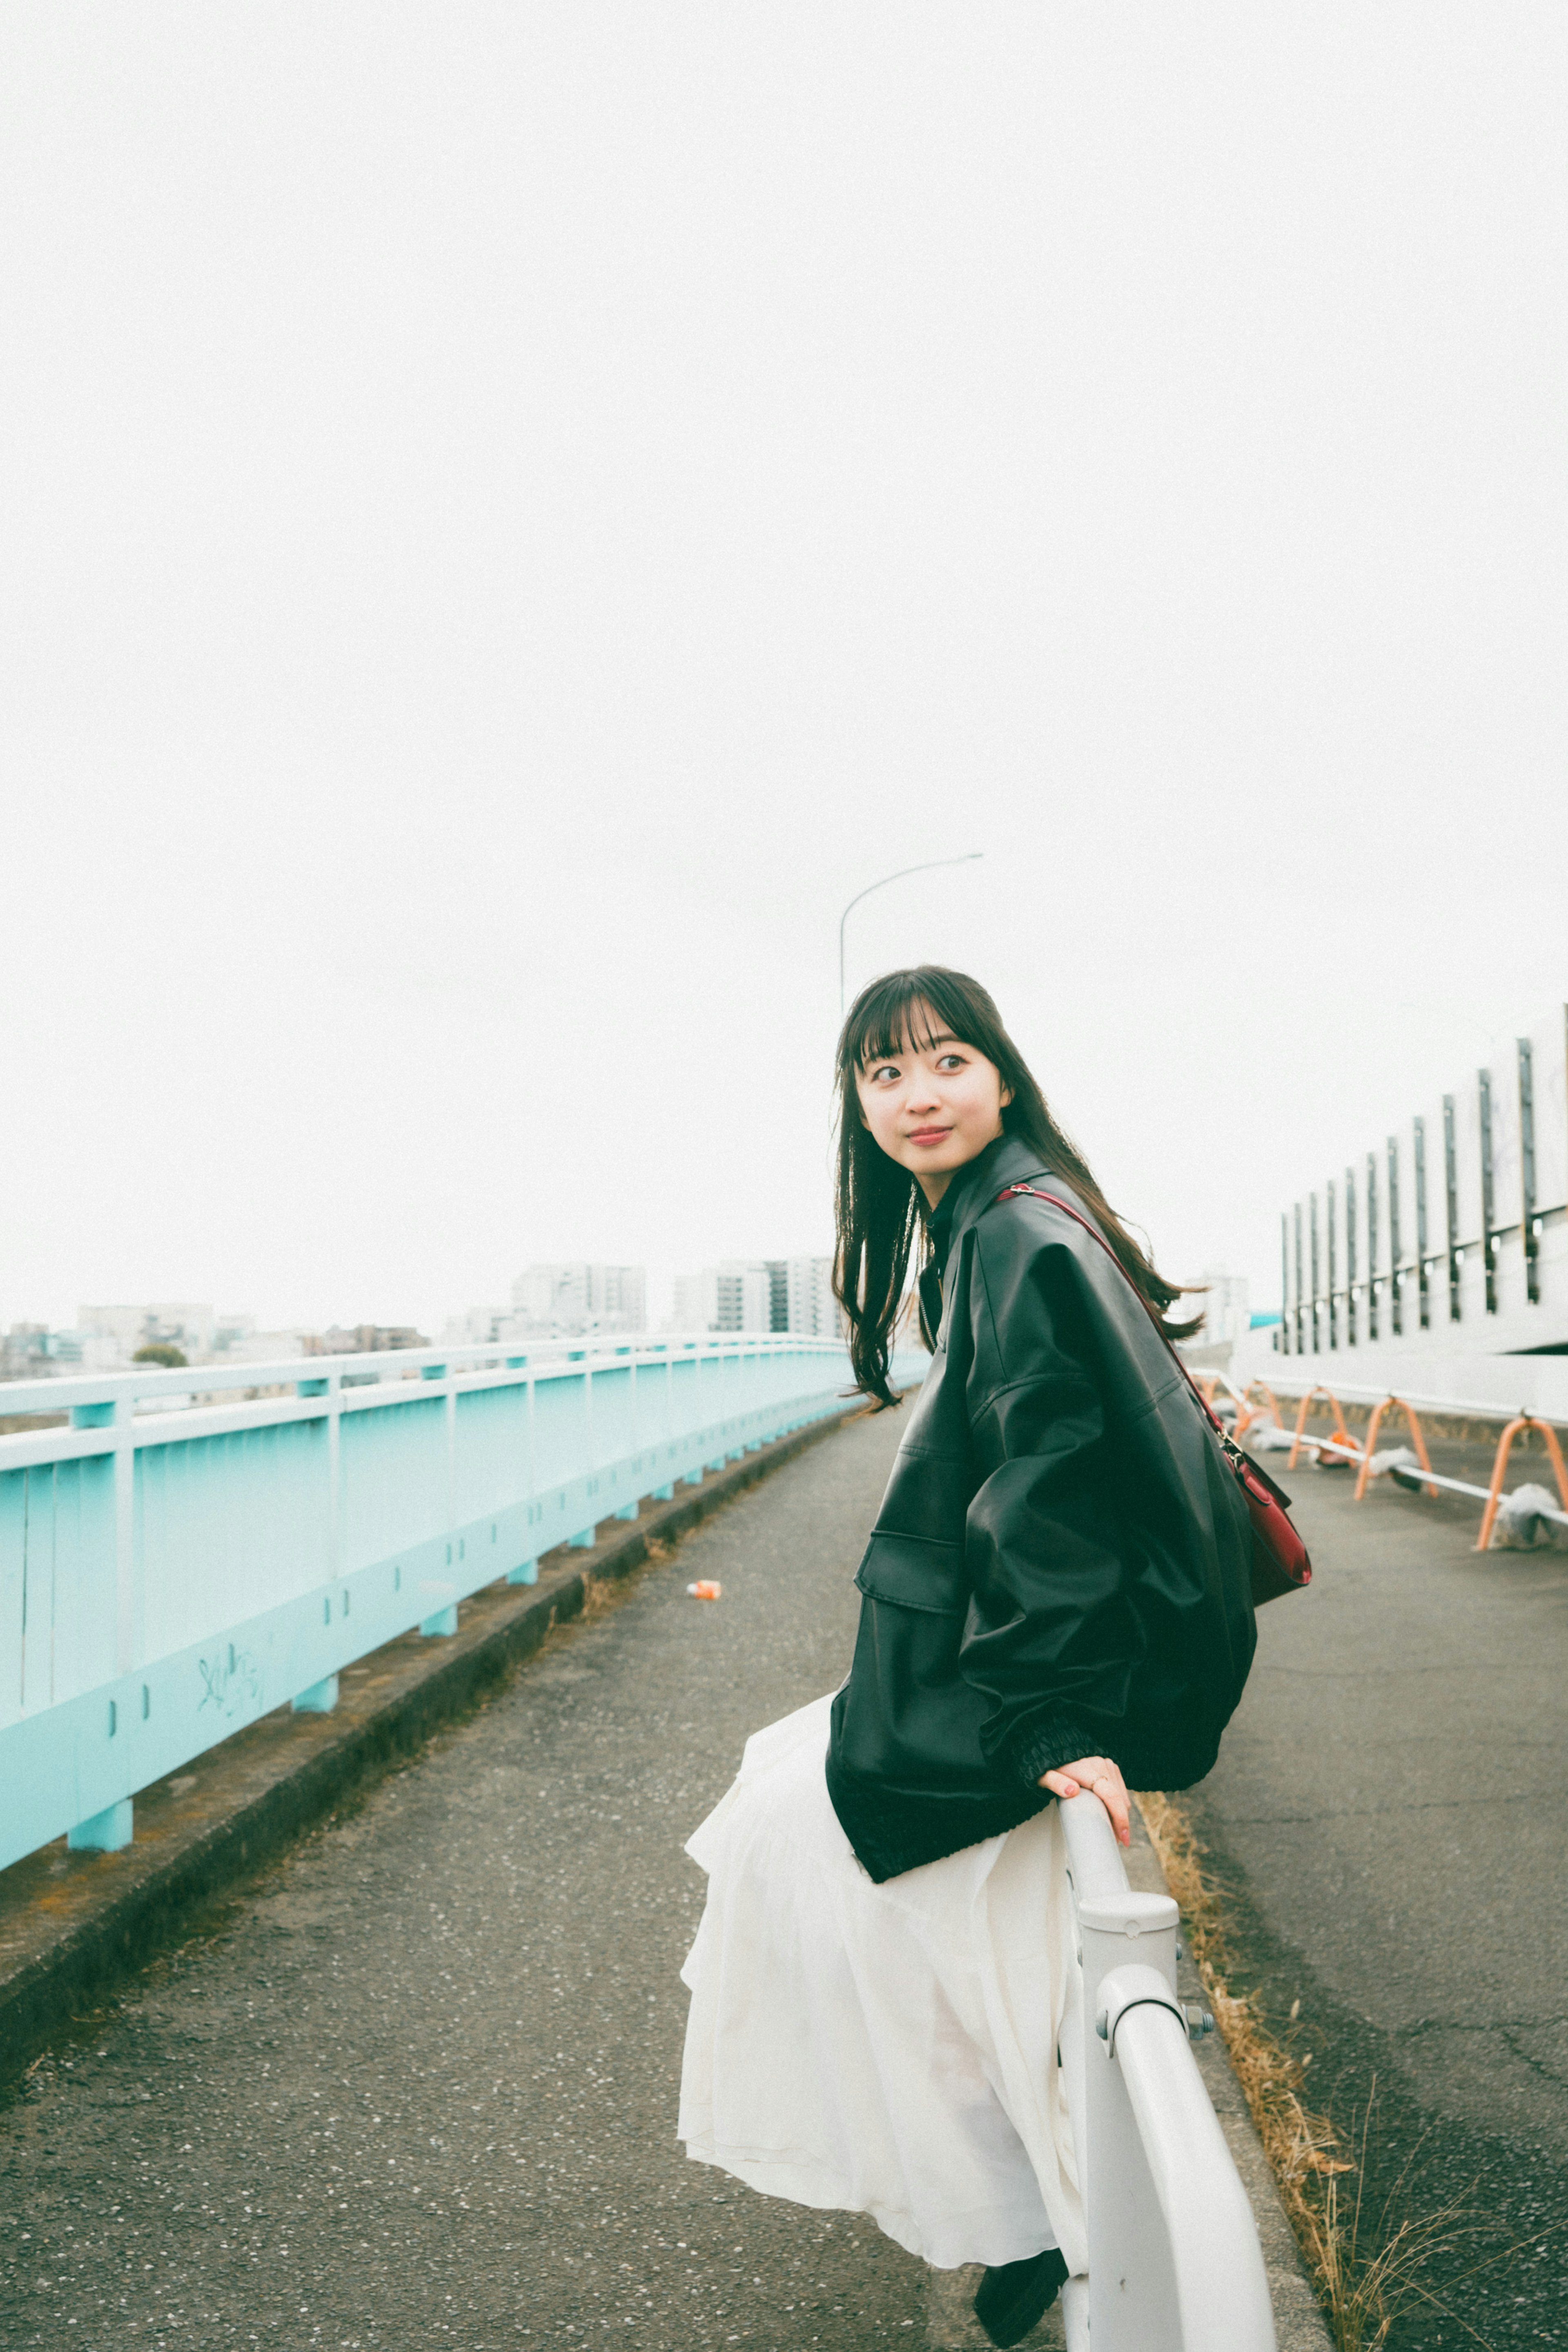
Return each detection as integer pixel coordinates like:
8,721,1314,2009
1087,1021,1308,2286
826,1133,1256,1882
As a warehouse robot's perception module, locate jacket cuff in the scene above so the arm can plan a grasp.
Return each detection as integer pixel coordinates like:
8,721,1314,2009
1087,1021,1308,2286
1006,1710,1116,1790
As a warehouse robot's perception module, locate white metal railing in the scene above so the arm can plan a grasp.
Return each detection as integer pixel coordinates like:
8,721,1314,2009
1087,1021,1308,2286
1210,1369,1568,1547
0,1329,831,1425
1242,1368,1566,1422
1058,1790,1276,2352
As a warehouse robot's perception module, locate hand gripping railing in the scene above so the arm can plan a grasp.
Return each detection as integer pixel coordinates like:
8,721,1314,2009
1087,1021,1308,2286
1058,1791,1276,2352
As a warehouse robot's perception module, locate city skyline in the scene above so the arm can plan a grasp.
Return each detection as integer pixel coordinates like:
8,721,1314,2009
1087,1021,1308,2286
1,1246,842,1378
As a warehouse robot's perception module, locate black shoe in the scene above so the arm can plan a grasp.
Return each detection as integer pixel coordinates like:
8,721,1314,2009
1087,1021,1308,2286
972,2246,1070,2348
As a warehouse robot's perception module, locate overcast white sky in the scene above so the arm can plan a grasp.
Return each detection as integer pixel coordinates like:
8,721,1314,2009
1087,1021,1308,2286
3,4,1564,1336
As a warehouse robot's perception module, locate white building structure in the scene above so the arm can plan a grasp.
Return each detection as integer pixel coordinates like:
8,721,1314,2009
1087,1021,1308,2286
669,1255,838,1337
786,1256,840,1339
507,1263,646,1338
702,1264,767,1333
1,1324,123,1378
670,1269,717,1332
1236,1005,1568,1412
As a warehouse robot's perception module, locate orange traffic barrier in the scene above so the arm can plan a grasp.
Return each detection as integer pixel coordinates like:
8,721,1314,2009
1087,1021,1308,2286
1233,1382,1281,1442
1287,1385,1357,1471
1474,1419,1568,1552
1353,1396,1437,1501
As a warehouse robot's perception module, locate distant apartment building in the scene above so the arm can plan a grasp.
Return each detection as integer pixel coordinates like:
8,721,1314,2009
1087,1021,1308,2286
1,1323,122,1378
786,1255,840,1339
670,1257,838,1338
668,1263,770,1334
1198,1273,1251,1348
511,1264,586,1331
443,1304,504,1346
1,1307,424,1381
508,1263,647,1338
716,1264,775,1334
597,1265,646,1329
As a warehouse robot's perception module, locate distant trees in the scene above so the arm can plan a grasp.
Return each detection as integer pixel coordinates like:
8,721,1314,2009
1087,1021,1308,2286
132,1343,187,1368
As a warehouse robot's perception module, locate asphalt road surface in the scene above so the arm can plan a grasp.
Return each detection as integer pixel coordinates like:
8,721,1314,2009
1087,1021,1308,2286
3,1401,1560,2351
0,1407,972,2352
1184,1439,1567,2350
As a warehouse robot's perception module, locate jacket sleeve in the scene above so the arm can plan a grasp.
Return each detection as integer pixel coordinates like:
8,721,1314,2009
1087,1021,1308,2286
957,1221,1147,1786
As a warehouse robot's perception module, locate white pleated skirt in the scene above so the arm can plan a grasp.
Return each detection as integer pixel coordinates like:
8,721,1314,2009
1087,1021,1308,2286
677,1693,1087,2276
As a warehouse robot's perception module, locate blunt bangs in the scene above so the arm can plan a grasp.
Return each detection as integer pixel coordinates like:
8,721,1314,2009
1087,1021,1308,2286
837,967,995,1077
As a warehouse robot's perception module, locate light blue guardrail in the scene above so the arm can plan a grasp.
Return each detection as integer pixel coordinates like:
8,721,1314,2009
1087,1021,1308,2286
0,1333,895,1874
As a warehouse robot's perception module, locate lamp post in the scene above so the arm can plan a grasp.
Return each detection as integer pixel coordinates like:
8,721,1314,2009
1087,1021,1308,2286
838,854,983,1013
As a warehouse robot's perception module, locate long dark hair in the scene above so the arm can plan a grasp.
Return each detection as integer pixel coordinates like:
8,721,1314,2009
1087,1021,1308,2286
833,965,1202,1406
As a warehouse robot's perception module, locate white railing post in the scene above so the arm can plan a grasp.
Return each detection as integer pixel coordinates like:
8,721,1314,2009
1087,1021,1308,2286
1058,1791,1275,2352
507,1361,538,1583
1107,1979,1276,2351
112,1393,138,1677
1078,1891,1185,2352
291,1368,342,1714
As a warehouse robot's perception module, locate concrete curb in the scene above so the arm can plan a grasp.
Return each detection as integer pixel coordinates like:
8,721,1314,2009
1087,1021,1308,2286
0,1402,862,2091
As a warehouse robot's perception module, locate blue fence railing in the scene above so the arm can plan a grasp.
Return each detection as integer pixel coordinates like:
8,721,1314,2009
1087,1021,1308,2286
0,1333,903,1873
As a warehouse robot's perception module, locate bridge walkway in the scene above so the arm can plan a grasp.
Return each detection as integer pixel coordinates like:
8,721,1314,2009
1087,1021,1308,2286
7,1399,1503,2347
0,1406,952,2350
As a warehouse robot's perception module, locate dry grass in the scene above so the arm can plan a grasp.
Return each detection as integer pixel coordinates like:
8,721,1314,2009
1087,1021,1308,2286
574,1570,619,1623
567,1532,677,1628
1136,1790,1498,2351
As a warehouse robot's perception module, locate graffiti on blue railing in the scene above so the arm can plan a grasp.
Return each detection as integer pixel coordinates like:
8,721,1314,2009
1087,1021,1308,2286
198,1643,262,1719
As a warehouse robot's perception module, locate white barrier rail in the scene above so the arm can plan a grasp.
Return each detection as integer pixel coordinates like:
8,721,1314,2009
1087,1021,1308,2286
1196,1370,1568,1547
1238,1369,1568,1424
1059,1791,1276,2352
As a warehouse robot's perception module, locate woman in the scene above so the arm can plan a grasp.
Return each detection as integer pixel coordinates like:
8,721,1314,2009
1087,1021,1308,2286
679,967,1256,2348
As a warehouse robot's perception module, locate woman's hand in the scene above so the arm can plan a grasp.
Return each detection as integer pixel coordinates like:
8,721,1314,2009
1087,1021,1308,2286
1040,1755,1131,1847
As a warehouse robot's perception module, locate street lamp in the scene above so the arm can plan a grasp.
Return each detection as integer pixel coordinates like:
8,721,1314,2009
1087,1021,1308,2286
838,854,984,1013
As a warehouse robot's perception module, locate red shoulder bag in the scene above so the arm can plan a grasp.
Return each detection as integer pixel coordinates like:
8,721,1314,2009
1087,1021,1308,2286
996,1184,1312,1608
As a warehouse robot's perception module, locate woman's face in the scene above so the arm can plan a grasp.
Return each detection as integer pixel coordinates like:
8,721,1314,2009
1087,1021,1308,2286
855,1005,1012,1205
